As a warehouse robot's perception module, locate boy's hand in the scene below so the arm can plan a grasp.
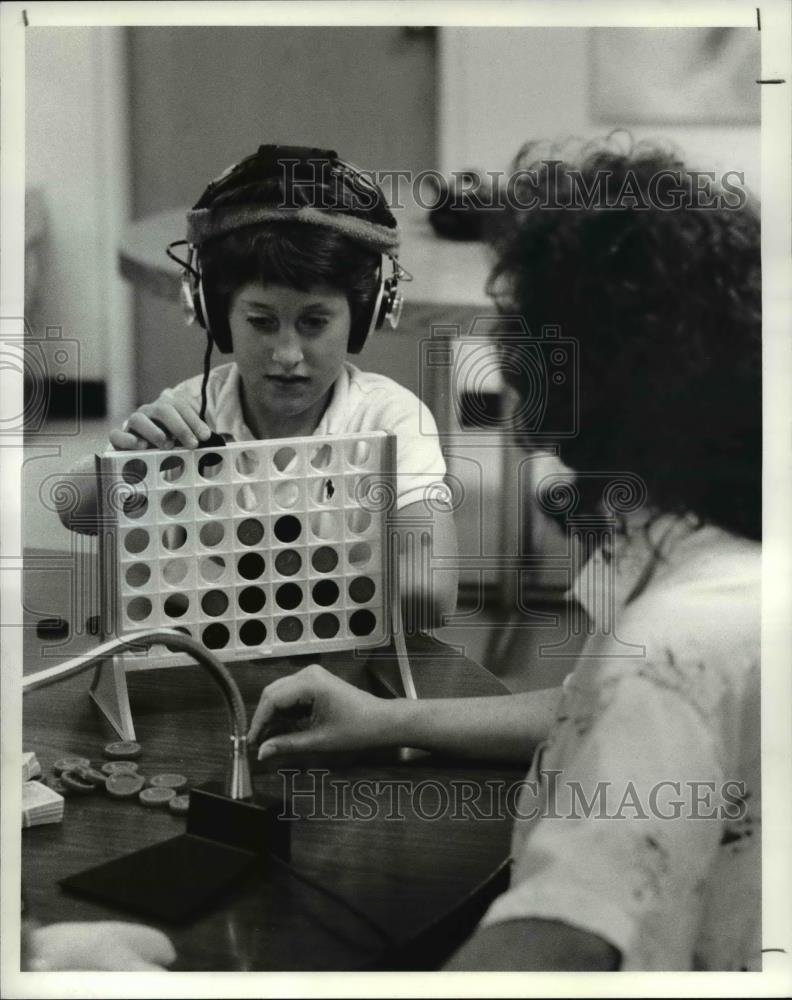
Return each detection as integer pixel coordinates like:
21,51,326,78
109,389,213,451
248,663,396,760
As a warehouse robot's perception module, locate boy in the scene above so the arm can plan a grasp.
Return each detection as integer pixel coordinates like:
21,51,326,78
60,145,458,623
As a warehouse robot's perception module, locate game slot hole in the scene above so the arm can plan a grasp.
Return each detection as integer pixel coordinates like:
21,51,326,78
162,525,188,551
237,552,265,580
312,580,339,607
347,509,372,535
273,446,297,474
235,449,260,476
199,554,227,583
273,481,299,509
127,596,153,622
198,486,225,514
311,546,339,573
122,458,148,485
348,541,372,568
313,613,340,639
310,476,337,506
160,489,187,517
349,576,376,604
199,521,225,547
123,492,148,520
201,589,229,617
161,558,188,586
198,452,224,479
124,528,150,555
309,510,340,540
237,518,265,546
239,619,267,646
202,623,229,650
309,443,333,470
238,586,266,614
345,440,371,468
160,455,185,483
236,483,265,512
274,549,302,577
163,593,189,618
275,583,303,611
349,609,377,637
125,562,151,588
274,515,302,543
276,617,303,643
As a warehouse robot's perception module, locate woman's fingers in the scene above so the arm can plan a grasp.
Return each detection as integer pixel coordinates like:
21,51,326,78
247,670,320,743
257,727,323,761
111,922,177,966
29,921,176,971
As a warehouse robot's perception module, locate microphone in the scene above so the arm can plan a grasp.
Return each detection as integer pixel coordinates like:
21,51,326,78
23,628,251,800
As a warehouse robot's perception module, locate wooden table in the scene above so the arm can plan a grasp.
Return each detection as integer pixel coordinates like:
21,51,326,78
22,557,526,972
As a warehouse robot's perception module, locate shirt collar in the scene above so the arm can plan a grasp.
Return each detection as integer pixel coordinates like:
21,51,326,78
567,511,701,628
213,363,254,441
314,362,354,436
215,361,354,442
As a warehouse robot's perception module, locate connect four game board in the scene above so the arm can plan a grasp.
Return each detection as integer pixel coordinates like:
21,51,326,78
94,433,398,687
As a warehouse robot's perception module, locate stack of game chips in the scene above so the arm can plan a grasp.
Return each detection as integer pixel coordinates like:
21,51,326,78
22,751,42,781
22,752,64,828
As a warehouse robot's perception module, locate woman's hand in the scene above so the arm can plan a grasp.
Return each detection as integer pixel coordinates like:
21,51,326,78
109,389,212,451
26,920,176,971
248,663,398,761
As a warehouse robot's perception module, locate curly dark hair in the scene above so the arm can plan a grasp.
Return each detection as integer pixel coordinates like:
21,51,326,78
486,135,761,541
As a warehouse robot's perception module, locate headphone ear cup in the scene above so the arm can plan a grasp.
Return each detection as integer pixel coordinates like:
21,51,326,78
193,258,234,353
347,260,384,355
378,277,403,330
202,287,234,353
347,259,403,354
180,271,199,326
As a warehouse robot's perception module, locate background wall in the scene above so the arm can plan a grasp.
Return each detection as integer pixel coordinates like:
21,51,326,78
25,25,761,406
26,27,131,387
439,27,760,192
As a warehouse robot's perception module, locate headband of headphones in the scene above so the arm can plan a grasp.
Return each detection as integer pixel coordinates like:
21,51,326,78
171,145,406,355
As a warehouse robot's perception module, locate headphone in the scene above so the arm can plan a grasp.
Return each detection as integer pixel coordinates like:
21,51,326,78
167,145,409,355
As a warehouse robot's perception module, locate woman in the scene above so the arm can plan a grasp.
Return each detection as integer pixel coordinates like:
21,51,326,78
247,136,762,972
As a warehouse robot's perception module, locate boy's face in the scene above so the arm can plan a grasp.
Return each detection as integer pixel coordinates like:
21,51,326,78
228,281,351,426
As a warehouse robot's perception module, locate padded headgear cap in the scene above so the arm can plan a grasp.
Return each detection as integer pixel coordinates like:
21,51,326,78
175,145,405,354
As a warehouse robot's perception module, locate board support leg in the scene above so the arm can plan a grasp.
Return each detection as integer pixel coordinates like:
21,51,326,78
88,655,136,740
390,546,428,763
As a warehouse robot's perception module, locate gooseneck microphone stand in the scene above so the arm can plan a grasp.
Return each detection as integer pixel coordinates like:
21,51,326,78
23,628,252,801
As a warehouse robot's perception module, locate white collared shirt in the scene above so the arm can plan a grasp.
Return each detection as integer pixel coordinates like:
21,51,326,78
169,361,450,510
481,515,761,971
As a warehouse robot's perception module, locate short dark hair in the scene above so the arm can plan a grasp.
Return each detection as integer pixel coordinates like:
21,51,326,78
198,175,381,351
200,220,380,342
487,136,761,540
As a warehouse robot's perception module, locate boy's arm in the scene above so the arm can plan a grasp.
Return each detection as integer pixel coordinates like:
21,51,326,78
56,453,101,534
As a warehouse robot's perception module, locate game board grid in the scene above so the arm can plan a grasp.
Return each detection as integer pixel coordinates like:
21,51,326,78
100,433,393,660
